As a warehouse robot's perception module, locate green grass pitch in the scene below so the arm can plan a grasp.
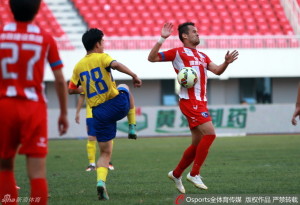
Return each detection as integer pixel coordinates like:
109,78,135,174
14,135,300,204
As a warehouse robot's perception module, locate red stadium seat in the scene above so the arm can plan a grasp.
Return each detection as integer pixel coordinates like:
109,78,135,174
66,0,298,48
0,1,73,50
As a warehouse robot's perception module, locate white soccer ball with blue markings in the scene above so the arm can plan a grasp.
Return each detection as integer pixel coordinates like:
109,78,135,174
177,67,198,89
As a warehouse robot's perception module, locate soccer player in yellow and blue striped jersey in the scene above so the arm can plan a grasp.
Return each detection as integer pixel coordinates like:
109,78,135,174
68,28,142,200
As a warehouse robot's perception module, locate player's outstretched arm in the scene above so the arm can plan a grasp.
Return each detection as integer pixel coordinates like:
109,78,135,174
292,83,300,125
111,61,142,88
148,22,173,62
53,69,69,135
208,50,239,76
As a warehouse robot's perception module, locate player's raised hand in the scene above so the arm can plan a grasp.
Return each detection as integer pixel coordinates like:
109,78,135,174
58,114,69,136
161,22,173,38
225,50,239,64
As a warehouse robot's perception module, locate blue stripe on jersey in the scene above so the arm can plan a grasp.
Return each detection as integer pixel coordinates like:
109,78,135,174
50,60,62,68
159,52,165,61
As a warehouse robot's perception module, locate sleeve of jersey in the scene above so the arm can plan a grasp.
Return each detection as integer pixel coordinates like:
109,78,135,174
69,66,80,90
47,36,63,70
158,48,177,61
102,53,115,68
205,54,212,64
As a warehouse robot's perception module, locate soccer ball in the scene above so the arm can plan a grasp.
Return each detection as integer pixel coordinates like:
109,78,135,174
177,67,198,88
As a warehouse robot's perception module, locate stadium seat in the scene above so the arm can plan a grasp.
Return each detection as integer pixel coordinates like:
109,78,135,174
72,0,294,38
67,0,298,49
0,0,73,50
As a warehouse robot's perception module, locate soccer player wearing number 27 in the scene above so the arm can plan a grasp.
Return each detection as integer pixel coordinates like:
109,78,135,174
148,22,239,193
68,28,142,200
0,0,69,204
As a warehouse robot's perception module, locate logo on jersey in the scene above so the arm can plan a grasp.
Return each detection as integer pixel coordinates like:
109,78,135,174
37,137,47,147
201,112,209,118
189,60,201,66
189,56,207,66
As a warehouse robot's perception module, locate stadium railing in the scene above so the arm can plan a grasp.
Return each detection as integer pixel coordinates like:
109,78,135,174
60,35,300,50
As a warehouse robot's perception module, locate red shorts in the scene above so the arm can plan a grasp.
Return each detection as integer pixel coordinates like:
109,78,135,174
179,99,212,129
0,98,48,159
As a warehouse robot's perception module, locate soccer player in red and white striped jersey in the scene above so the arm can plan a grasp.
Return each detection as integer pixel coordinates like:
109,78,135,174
0,0,68,204
148,22,238,193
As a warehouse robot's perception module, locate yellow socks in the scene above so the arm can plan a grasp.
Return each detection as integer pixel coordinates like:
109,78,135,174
97,167,108,182
127,107,136,125
87,140,96,165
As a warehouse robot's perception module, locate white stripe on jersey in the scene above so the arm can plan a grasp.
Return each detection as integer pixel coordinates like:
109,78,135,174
203,66,208,101
172,50,185,72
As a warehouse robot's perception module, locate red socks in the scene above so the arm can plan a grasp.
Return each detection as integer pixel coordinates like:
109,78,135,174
0,171,17,205
190,134,216,176
0,172,47,204
173,135,216,178
173,144,197,178
30,178,48,205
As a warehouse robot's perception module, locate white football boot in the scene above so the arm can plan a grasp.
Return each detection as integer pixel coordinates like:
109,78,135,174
168,171,186,194
186,172,208,190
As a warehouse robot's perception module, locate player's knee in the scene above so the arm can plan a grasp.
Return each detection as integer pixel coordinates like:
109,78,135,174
100,149,112,157
88,136,96,141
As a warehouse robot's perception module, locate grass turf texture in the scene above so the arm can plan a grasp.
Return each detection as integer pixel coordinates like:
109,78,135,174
15,135,300,204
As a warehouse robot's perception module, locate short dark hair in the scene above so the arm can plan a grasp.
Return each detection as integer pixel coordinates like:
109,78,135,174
82,28,104,51
178,22,195,42
9,0,41,22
